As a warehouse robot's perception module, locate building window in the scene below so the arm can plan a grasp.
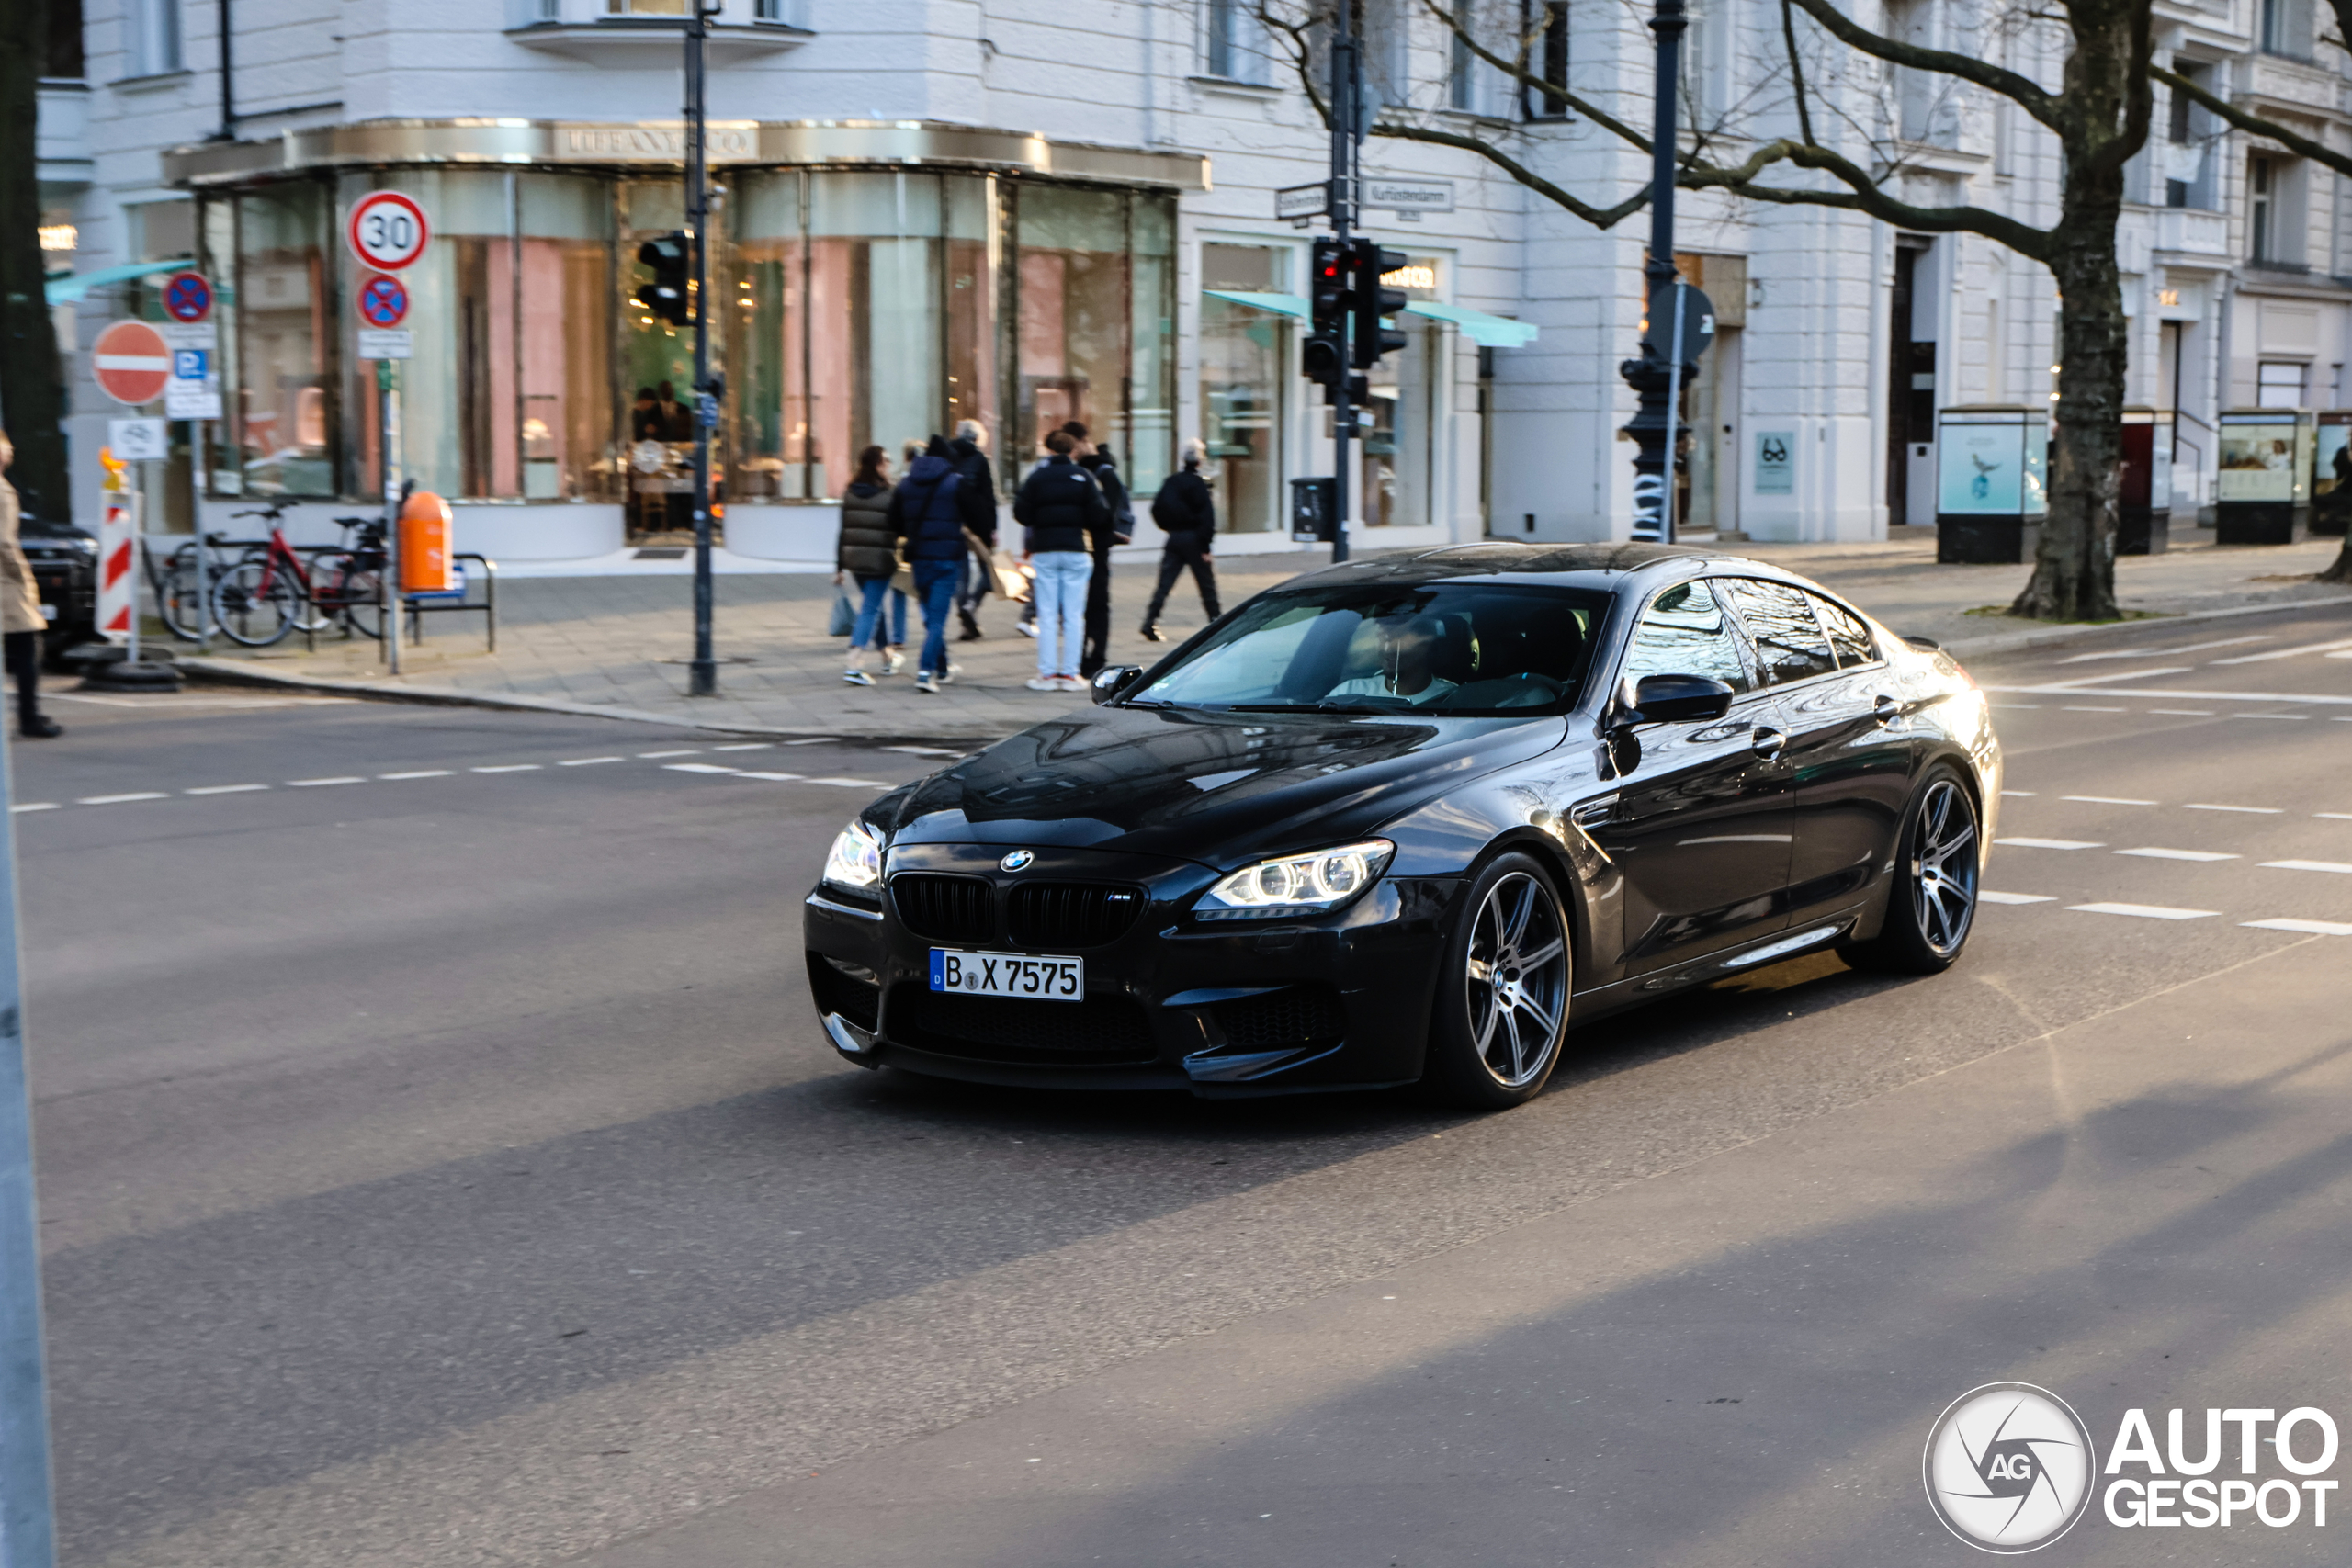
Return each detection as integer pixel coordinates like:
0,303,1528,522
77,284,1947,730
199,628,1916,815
2248,155,2274,262
2258,0,2312,59
210,182,334,499
1204,0,1268,84
2257,361,2306,410
125,0,182,76
1521,1,1567,120
46,0,85,78
1199,243,1289,535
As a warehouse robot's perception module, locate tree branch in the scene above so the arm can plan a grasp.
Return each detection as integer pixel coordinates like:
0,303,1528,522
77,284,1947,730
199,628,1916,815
2154,63,2352,181
1784,0,2061,130
1684,139,2053,258
1409,0,1655,152
1376,119,1655,228
1779,0,1817,148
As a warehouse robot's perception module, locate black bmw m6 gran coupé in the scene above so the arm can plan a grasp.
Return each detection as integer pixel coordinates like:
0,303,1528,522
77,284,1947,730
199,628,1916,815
804,543,2000,1109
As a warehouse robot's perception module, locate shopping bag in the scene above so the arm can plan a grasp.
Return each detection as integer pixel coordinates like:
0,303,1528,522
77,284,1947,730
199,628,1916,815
990,548,1033,604
827,580,856,637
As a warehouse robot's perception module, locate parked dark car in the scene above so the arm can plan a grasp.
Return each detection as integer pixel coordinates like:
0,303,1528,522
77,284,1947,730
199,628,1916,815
19,513,99,657
804,543,2001,1110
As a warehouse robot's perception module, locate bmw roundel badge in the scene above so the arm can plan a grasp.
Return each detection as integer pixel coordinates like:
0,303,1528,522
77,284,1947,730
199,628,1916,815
1000,851,1035,872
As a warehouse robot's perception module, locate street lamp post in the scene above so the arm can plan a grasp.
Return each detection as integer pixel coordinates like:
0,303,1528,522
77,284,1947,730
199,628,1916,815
684,0,719,697
1622,0,1687,544
1328,2,1359,565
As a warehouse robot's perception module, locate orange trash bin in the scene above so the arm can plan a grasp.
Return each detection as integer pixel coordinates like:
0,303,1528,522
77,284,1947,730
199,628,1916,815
400,491,455,593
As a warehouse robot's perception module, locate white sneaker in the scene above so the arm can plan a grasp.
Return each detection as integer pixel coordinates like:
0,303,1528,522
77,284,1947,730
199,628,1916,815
1024,675,1059,692
1055,673,1085,692
880,647,905,675
941,662,960,684
1015,620,1038,639
916,671,942,694
842,668,874,687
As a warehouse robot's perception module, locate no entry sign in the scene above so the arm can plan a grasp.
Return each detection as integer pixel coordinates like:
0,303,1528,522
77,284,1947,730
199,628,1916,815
162,271,212,323
346,190,430,272
92,320,172,405
358,274,410,327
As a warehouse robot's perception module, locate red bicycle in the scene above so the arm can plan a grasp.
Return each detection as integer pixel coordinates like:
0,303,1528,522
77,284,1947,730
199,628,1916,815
209,500,390,647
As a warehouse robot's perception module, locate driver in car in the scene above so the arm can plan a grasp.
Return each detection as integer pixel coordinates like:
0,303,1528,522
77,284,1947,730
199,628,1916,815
1327,614,1458,707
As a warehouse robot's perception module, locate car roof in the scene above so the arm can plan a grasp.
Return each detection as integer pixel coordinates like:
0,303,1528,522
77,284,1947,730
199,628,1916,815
1277,541,1823,597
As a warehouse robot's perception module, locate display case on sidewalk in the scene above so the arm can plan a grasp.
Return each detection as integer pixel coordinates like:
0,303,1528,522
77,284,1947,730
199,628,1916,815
2215,409,2312,545
1934,407,2047,563
2312,412,2352,538
2118,408,2173,555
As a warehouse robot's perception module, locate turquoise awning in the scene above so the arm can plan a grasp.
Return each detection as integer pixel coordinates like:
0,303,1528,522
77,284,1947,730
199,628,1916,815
45,257,193,305
1204,289,1309,319
1404,300,1538,348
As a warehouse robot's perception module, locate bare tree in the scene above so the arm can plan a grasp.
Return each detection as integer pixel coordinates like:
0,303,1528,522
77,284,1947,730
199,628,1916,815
2155,28,2352,584
0,0,70,523
1265,0,2154,622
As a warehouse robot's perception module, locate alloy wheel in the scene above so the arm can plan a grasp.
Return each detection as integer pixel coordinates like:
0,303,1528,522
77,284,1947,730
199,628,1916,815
1464,870,1569,1088
1909,779,1979,957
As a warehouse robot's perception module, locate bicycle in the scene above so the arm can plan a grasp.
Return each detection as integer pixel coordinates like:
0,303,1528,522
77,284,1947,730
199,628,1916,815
148,532,232,641
209,501,391,647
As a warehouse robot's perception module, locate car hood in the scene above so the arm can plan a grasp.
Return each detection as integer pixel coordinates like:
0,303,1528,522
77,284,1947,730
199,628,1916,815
876,703,1568,867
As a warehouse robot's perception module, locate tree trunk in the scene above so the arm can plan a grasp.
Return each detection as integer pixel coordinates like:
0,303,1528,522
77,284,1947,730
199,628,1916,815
2008,209,2127,622
2322,531,2352,583
0,0,70,524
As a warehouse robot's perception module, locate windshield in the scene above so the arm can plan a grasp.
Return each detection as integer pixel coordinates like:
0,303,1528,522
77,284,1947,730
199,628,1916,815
1126,582,1611,715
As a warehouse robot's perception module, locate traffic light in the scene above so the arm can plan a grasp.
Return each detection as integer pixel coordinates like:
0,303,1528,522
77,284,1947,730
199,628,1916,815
1350,241,1409,368
1305,239,1348,394
635,232,694,326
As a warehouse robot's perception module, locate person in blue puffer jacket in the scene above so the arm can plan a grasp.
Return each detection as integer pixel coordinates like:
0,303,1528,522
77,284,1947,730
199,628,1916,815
887,435,996,693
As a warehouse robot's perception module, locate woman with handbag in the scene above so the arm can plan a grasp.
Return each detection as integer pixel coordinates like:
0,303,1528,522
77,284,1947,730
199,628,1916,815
837,446,908,686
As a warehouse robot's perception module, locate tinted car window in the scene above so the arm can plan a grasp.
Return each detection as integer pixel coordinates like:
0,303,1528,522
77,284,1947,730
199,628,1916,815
1618,578,1754,694
1129,583,1609,715
1724,579,1838,685
1809,592,1879,667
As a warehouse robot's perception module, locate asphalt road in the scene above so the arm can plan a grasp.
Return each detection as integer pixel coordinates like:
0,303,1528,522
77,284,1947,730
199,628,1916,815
15,600,2352,1567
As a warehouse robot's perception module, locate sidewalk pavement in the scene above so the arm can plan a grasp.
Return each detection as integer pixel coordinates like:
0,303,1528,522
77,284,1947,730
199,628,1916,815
175,529,2352,740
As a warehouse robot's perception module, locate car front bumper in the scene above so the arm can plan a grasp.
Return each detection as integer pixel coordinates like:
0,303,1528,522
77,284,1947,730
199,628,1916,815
802,841,1460,1097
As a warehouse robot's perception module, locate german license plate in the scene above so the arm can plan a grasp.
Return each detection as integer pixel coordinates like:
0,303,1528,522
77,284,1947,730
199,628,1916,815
929,949,1083,1001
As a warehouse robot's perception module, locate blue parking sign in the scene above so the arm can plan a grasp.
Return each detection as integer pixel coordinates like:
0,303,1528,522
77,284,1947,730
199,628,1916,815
173,348,209,381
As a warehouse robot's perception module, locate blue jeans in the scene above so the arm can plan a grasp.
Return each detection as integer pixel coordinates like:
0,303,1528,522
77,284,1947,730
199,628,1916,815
1030,550,1092,676
849,574,907,655
911,558,960,677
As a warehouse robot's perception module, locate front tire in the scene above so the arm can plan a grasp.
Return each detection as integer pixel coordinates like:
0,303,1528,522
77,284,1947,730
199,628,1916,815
1424,852,1572,1110
1848,766,1980,975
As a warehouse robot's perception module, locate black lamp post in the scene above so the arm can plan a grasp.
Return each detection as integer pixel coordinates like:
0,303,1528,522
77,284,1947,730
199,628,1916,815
684,0,718,696
1621,0,1687,544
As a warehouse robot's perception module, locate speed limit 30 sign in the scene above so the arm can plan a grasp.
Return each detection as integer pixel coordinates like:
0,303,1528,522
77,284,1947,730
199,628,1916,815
346,190,431,272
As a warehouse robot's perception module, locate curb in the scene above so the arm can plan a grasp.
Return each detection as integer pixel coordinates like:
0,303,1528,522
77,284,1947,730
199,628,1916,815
1936,590,2352,659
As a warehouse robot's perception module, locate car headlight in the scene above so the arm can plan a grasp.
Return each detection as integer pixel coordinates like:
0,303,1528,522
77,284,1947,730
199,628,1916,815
822,818,885,894
1195,840,1394,920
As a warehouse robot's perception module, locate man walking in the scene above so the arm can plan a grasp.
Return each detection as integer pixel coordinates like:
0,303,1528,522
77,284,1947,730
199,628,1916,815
1063,421,1133,677
1013,430,1111,691
946,419,998,640
1141,439,1221,641
888,436,994,694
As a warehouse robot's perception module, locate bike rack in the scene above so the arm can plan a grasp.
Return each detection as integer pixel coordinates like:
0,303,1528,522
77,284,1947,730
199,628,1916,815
401,553,498,653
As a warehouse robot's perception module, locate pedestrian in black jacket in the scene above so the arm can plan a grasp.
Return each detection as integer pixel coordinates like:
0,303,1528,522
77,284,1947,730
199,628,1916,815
1012,431,1112,689
948,419,998,639
837,445,906,685
887,435,994,693
1066,422,1133,676
1142,439,1221,640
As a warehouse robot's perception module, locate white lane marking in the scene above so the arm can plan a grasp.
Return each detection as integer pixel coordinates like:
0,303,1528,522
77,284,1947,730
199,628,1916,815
558,756,624,766
2068,902,2219,920
2063,795,2156,806
1991,704,2041,710
287,776,366,787
883,745,965,757
1995,837,2105,850
736,772,806,782
2059,636,2268,662
2262,860,2352,874
711,742,772,751
2185,803,2283,815
2229,712,2309,720
10,803,58,813
2330,650,2352,660
2244,918,2352,935
2150,709,2215,716
806,777,890,787
471,763,542,773
379,770,452,780
782,737,835,745
2001,790,2037,797
2209,637,2352,665
664,762,740,774
639,750,702,758
2063,705,2127,713
2319,813,2352,821
2032,666,2195,687
2117,847,2239,862
1984,685,2352,705
1981,890,2056,904
77,792,169,805
184,783,270,795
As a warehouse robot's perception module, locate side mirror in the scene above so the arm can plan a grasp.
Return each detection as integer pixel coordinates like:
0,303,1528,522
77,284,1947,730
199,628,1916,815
1091,665,1144,704
1625,673,1736,725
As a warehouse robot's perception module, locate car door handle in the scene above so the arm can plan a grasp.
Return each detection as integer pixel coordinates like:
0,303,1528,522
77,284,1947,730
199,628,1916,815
1872,694,1902,726
1751,726,1787,760
1569,795,1616,828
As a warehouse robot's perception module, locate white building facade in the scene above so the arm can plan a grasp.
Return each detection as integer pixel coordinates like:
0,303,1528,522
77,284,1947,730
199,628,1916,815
29,0,2352,562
